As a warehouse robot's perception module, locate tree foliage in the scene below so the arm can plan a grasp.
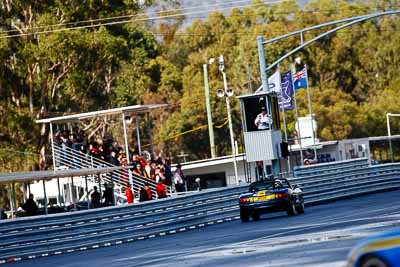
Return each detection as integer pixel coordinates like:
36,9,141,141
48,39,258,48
1,0,400,171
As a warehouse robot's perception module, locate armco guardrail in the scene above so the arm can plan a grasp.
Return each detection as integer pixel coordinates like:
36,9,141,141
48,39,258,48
1,160,400,264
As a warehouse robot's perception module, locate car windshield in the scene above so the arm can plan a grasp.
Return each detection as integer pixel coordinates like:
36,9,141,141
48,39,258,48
249,179,290,192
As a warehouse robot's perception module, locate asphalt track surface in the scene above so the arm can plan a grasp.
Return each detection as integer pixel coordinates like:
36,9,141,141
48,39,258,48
8,190,400,267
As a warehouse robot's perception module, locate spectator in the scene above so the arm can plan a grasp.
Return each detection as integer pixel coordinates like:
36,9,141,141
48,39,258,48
133,163,145,177
71,126,84,152
156,180,168,199
91,186,101,208
254,106,272,130
125,183,134,204
256,161,264,180
132,154,140,167
120,155,128,184
144,159,152,179
155,166,166,184
21,193,38,216
54,131,62,145
139,183,152,202
0,210,6,220
163,158,173,187
60,129,72,147
103,183,114,206
145,183,152,200
139,155,147,169
174,163,185,192
89,142,101,159
149,162,157,180
109,149,120,166
109,149,120,183
193,177,201,191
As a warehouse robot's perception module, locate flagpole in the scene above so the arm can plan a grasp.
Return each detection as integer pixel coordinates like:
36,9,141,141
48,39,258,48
278,64,291,172
282,105,291,172
304,64,317,160
290,63,304,166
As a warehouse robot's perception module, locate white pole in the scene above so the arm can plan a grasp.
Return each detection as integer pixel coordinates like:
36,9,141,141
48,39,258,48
278,64,291,172
49,122,56,171
290,63,304,165
135,116,142,155
203,63,216,158
304,64,318,160
387,113,392,137
222,71,239,185
122,113,133,186
387,113,393,162
43,180,48,215
282,108,291,172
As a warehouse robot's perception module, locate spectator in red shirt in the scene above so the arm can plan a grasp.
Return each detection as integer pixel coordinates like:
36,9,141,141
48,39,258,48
125,183,134,204
145,183,152,200
156,180,168,199
139,183,152,202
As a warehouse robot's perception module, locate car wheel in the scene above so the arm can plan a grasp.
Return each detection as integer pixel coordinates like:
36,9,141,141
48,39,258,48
296,202,305,214
287,201,297,216
252,212,260,221
359,255,389,267
240,207,250,223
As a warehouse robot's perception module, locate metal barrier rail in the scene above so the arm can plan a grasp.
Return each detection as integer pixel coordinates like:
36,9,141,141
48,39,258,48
294,166,399,187
291,161,371,181
0,199,239,251
0,161,399,264
296,161,370,176
0,196,238,247
0,186,247,233
293,158,369,177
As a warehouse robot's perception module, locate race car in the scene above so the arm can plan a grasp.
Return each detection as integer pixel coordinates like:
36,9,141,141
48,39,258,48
238,178,304,222
346,230,400,267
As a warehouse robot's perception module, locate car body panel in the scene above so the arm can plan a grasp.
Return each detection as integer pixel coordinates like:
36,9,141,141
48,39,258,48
347,230,400,267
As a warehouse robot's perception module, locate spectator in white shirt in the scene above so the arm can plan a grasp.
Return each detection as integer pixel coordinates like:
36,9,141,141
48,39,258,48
254,106,272,130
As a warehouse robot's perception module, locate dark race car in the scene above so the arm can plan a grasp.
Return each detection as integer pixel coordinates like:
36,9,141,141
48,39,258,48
238,178,304,222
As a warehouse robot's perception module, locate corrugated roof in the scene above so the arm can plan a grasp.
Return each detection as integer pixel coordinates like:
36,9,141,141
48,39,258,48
36,104,167,124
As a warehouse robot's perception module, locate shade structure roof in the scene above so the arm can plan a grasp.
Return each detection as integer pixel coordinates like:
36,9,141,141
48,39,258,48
236,91,277,100
0,166,132,184
36,104,167,124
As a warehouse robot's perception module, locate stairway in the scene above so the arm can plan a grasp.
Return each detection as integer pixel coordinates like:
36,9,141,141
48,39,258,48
52,143,158,196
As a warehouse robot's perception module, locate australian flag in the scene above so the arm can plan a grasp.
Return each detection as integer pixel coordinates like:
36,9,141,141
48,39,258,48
293,67,308,90
278,71,294,111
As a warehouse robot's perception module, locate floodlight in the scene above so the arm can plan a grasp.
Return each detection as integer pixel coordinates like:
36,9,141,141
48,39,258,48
218,55,225,71
124,115,133,124
216,89,225,98
226,88,234,97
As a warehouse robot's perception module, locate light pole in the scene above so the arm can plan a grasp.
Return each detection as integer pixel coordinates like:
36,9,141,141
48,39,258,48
216,55,239,185
203,59,216,158
386,113,400,162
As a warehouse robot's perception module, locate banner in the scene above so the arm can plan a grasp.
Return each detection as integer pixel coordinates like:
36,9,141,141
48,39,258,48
267,70,281,93
278,71,294,111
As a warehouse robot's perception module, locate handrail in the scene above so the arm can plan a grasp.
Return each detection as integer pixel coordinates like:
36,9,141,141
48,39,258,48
53,144,157,194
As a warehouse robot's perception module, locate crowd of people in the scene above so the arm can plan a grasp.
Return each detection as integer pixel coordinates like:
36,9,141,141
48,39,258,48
53,127,191,206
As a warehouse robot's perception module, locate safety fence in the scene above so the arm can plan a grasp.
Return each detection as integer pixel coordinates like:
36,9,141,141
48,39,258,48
1,158,399,264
